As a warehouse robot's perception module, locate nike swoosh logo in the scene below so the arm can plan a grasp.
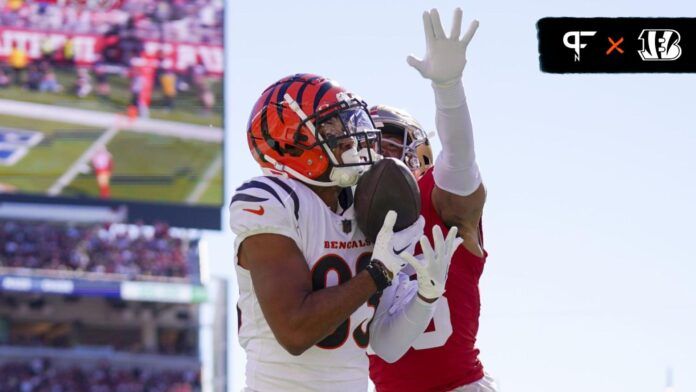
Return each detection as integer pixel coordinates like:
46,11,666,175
393,244,409,254
243,206,265,215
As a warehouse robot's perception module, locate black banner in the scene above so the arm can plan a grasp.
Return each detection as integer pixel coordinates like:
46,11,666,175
538,18,696,73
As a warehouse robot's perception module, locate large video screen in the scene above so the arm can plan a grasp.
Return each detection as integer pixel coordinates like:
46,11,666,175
0,0,223,228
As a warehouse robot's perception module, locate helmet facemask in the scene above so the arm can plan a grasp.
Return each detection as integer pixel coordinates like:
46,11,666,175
284,92,381,187
369,105,434,177
380,124,428,173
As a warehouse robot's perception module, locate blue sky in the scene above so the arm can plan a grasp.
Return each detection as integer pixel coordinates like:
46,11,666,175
205,1,696,391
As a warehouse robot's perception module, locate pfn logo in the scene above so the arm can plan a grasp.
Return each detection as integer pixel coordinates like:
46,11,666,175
638,29,682,61
563,31,597,61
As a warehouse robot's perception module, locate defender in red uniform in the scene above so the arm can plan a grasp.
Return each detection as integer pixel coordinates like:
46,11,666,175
91,146,113,198
368,8,498,392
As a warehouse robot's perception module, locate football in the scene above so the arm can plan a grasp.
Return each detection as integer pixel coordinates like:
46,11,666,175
354,158,421,242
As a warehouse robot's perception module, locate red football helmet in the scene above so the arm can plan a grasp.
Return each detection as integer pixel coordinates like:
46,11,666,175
247,74,380,187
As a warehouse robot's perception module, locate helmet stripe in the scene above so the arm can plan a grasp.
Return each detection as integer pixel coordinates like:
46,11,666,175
260,109,284,156
295,75,321,113
248,128,266,163
275,80,294,122
313,81,334,112
262,85,275,107
296,81,310,109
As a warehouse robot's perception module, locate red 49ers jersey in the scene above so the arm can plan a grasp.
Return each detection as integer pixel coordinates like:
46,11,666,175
91,150,113,173
369,168,487,392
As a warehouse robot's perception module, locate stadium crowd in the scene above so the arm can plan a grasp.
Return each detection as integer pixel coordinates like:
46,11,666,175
0,0,222,117
0,0,223,45
0,221,190,279
0,358,200,392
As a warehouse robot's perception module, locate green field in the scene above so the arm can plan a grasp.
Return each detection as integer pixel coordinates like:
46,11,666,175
0,69,223,127
199,168,224,205
65,132,222,204
0,115,101,191
0,114,223,206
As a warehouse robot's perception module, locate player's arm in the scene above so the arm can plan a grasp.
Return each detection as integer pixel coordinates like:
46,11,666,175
369,226,462,362
238,234,377,356
408,8,486,255
232,180,422,356
239,212,423,356
431,186,485,257
231,179,375,355
368,274,435,363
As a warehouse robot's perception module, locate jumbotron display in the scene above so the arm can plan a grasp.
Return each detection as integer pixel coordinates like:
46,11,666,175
0,0,223,228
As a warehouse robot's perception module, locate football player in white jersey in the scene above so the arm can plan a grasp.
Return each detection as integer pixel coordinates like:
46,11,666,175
230,74,462,391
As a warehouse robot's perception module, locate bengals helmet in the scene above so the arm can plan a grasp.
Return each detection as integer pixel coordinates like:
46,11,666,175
369,105,433,177
247,74,380,187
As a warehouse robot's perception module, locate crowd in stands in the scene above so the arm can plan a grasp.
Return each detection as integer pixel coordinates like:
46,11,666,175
0,0,222,117
0,221,190,279
0,0,223,45
0,358,200,392
0,52,218,117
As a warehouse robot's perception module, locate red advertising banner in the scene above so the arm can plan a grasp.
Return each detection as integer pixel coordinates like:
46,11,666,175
0,27,223,75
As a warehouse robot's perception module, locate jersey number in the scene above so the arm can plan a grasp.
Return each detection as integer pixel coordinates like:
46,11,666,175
411,296,452,350
311,253,380,349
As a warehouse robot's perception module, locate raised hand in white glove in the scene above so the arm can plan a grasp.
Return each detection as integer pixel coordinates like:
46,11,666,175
371,210,425,280
407,8,479,87
401,225,463,300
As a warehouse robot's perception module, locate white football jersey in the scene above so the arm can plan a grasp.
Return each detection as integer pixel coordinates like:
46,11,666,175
230,175,380,392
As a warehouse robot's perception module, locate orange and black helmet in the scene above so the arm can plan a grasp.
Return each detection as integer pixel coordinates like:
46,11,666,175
247,73,380,186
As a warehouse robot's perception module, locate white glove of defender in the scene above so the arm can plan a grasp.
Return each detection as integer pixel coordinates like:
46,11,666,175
401,225,463,300
372,210,425,280
407,8,479,87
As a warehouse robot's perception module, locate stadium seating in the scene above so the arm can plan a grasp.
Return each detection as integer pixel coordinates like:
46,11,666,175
0,0,222,45
0,357,200,391
0,220,192,280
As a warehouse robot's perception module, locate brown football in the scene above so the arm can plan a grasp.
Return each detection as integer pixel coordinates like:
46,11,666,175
354,158,421,242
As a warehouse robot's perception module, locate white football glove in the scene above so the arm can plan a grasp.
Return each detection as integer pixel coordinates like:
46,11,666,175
372,210,425,280
407,8,479,87
401,225,463,300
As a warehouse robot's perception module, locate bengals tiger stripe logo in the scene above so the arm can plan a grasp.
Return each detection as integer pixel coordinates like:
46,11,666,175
246,74,348,180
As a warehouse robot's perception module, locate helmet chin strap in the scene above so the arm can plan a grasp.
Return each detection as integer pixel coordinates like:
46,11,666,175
328,148,365,187
328,167,360,187
263,153,363,188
